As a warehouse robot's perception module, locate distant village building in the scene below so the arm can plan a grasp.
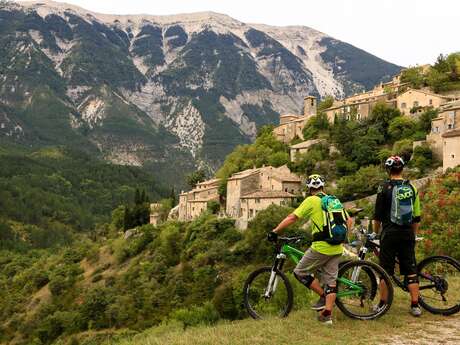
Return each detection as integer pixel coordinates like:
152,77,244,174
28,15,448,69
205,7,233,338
442,130,460,171
149,203,162,226
396,89,453,116
240,191,297,221
424,100,460,171
226,165,301,221
289,139,325,162
178,178,220,221
323,74,405,122
273,96,317,143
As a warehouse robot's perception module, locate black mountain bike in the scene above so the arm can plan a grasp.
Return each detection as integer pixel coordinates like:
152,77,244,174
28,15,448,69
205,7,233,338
350,223,460,315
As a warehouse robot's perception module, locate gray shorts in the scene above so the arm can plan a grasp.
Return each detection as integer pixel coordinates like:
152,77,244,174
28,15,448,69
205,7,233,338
293,248,341,286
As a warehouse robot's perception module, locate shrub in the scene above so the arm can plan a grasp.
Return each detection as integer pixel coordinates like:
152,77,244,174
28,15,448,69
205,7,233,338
212,283,238,320
170,302,219,329
336,165,387,201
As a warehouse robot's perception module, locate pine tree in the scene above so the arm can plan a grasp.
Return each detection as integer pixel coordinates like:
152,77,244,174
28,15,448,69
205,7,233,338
134,189,141,205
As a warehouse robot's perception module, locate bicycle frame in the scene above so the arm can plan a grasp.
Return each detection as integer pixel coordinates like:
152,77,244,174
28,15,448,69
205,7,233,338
265,242,364,298
357,230,440,292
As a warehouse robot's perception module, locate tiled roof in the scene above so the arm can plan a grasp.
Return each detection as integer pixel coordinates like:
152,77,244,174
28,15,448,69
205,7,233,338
241,190,297,199
227,168,260,180
399,88,453,99
440,100,460,111
290,139,325,149
442,129,460,138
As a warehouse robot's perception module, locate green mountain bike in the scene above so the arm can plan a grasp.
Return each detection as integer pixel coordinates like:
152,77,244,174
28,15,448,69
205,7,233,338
243,236,394,320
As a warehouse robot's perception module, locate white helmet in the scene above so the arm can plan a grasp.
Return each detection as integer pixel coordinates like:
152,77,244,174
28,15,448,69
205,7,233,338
306,174,325,189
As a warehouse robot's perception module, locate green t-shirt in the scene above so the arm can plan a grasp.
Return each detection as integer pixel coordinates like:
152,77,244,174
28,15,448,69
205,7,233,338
293,195,343,256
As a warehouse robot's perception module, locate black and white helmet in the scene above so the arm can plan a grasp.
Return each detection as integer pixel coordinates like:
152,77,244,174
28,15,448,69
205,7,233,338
306,174,325,189
385,156,405,171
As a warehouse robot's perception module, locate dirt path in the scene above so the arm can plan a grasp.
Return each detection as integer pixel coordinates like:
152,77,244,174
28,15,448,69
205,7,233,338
385,315,460,345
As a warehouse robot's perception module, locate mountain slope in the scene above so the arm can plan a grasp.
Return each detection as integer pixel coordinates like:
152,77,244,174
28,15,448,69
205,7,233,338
0,0,402,183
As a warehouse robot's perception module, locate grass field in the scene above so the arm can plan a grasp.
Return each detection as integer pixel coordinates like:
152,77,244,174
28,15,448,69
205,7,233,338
107,290,460,345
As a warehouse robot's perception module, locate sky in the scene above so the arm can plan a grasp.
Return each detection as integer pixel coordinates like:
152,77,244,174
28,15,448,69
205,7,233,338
18,0,460,67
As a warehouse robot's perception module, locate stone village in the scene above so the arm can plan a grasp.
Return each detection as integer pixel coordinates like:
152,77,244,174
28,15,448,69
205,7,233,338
151,69,460,228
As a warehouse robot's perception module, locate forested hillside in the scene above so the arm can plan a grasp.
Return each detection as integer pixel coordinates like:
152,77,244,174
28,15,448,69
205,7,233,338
1,167,458,345
0,146,168,251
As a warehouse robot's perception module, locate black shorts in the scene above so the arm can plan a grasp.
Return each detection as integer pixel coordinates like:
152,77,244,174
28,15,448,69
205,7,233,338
379,234,417,276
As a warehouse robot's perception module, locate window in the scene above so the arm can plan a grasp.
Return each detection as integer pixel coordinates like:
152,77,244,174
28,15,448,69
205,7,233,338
452,154,455,159
401,102,406,109
285,188,288,192
256,198,260,204
291,189,294,193
413,101,419,107
448,124,453,129
429,99,433,105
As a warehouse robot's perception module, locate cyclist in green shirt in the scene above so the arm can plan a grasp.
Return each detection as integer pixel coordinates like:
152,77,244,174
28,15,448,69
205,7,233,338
268,174,352,325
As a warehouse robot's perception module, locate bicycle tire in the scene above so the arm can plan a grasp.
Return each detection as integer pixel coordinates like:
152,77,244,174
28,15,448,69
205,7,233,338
336,260,393,320
243,266,294,319
339,260,379,301
417,255,460,315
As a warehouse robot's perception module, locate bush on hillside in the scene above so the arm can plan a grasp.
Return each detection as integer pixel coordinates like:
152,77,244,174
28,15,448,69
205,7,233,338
418,169,460,259
336,165,387,201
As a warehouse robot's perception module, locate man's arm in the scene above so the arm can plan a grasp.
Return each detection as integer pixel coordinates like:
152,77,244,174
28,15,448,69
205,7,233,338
373,184,385,234
373,220,382,234
273,214,298,234
411,185,421,234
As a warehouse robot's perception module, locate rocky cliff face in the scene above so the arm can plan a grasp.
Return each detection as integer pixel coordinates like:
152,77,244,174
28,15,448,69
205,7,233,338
0,0,401,184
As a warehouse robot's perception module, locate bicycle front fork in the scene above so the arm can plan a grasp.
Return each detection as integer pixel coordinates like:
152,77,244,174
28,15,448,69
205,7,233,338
264,254,286,298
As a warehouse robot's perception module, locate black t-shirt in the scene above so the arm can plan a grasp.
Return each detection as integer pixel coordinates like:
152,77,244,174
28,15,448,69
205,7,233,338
373,179,421,240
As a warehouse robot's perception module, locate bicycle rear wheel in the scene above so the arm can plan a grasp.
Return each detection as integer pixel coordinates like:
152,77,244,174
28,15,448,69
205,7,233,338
336,260,393,320
243,266,293,319
417,255,460,315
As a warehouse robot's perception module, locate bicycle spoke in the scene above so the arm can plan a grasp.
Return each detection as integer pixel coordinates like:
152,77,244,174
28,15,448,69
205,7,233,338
418,257,460,314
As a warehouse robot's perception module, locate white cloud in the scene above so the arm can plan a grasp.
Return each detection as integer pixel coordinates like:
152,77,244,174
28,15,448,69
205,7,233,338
16,0,460,66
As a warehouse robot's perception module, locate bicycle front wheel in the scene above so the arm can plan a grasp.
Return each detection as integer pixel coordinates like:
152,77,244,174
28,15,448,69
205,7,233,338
336,260,393,320
418,255,460,315
243,266,293,319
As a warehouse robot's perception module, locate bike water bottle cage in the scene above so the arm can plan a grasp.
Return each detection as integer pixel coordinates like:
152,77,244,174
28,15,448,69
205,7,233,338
324,285,338,295
293,272,314,288
404,275,419,286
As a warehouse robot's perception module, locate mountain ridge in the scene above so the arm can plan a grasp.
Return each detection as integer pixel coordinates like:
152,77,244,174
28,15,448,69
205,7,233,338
1,0,402,186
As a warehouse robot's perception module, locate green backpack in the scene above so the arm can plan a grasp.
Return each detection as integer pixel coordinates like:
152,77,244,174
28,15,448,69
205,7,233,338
312,194,348,245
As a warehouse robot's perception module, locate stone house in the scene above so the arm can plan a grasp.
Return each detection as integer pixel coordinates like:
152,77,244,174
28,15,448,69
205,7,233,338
273,96,317,143
323,73,405,123
149,203,162,226
289,139,325,162
442,130,460,171
240,191,297,221
426,100,460,160
178,178,221,221
226,165,301,219
396,89,453,116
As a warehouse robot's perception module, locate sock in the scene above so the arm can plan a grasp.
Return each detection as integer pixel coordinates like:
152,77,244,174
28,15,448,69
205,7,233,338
411,301,419,308
378,300,386,308
322,309,332,317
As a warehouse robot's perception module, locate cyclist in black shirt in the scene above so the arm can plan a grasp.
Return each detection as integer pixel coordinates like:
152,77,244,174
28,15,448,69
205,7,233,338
373,156,422,317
